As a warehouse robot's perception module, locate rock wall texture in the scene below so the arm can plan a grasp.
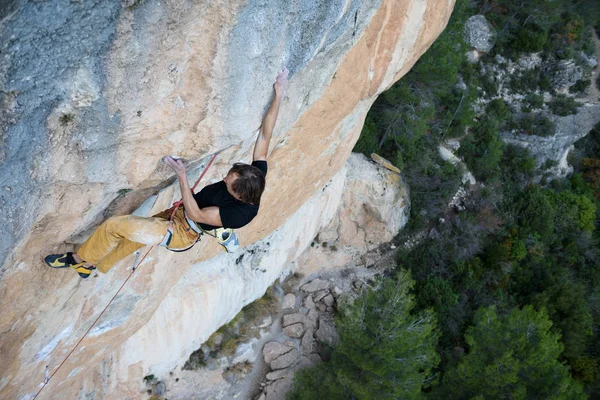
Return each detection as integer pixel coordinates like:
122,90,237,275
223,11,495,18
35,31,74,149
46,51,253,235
501,103,600,177
294,152,409,275
0,0,455,398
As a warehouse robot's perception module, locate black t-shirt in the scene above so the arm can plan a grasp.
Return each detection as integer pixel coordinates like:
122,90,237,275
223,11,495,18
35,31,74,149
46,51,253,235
193,160,267,230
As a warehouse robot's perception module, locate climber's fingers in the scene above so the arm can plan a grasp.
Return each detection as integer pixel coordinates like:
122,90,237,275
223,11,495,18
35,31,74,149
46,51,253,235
164,156,186,176
274,67,289,96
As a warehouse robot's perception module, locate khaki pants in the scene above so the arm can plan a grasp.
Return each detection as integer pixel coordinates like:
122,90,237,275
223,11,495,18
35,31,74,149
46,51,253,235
78,208,200,273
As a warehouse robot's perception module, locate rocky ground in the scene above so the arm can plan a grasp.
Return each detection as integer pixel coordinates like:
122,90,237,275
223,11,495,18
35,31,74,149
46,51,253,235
138,241,396,400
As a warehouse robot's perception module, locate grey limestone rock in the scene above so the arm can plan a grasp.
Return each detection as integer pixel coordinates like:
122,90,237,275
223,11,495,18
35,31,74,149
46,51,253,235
301,278,330,293
501,104,600,178
464,15,495,52
282,293,296,309
466,50,480,64
270,348,299,370
578,51,598,68
283,322,305,338
545,59,584,90
263,342,293,364
518,53,542,70
301,328,316,354
313,290,329,303
264,377,292,400
266,368,290,381
322,294,335,307
315,316,340,347
282,313,305,327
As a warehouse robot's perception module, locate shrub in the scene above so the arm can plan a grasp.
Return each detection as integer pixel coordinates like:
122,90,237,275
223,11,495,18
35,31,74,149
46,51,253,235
523,93,544,111
487,98,512,122
548,94,580,116
514,24,549,52
354,116,379,156
569,79,591,94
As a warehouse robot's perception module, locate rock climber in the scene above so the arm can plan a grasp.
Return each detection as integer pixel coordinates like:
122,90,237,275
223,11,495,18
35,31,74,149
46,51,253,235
45,67,289,278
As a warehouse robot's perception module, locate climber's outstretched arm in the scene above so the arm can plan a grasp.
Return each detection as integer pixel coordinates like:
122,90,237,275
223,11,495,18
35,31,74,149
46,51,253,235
164,156,222,226
253,67,289,162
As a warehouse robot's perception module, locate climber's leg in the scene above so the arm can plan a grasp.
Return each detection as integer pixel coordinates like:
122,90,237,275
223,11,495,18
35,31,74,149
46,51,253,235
94,238,146,274
76,215,169,273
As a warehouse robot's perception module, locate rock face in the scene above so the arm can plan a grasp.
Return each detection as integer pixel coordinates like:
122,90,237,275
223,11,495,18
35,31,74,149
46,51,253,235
501,104,600,178
0,0,455,398
544,59,584,91
464,15,495,52
294,152,409,273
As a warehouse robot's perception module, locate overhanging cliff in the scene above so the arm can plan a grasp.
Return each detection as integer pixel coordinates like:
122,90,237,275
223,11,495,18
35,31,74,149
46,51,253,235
0,0,455,398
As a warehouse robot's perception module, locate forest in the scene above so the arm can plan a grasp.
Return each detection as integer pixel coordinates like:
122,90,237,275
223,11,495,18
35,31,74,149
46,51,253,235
289,0,600,398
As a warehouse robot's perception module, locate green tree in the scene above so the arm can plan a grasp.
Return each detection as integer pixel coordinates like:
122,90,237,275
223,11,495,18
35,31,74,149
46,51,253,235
288,270,440,400
442,305,586,399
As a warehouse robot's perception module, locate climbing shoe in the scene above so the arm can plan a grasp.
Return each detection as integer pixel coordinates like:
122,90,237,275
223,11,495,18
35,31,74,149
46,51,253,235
44,252,78,269
44,253,95,279
70,264,96,279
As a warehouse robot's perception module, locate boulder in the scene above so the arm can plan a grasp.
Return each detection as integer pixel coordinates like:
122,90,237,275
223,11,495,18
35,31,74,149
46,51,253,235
313,290,329,303
306,309,319,331
264,378,293,400
294,153,410,274
266,368,290,381
282,313,305,327
282,294,296,309
304,295,317,310
271,348,299,370
263,342,293,364
466,50,480,64
283,323,305,338
301,279,330,293
301,328,316,354
322,294,334,307
315,316,340,347
464,15,495,52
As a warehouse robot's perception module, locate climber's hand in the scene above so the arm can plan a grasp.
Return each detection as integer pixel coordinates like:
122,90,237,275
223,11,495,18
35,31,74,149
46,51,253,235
164,156,186,177
274,67,289,97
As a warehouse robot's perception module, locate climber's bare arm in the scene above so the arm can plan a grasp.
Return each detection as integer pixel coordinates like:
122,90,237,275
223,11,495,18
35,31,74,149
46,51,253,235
164,156,223,226
253,67,289,162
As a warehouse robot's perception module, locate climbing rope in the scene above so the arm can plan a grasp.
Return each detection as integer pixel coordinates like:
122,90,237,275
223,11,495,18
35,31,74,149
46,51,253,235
32,152,219,399
32,247,153,400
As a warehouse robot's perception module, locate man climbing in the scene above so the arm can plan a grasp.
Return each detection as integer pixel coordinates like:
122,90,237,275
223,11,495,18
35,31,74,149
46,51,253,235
45,67,289,278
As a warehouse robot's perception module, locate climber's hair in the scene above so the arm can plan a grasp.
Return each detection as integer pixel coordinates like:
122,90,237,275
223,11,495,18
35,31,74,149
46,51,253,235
229,163,266,204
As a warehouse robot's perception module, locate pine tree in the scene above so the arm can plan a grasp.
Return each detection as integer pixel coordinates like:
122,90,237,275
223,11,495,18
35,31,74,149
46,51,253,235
289,270,440,399
442,305,586,399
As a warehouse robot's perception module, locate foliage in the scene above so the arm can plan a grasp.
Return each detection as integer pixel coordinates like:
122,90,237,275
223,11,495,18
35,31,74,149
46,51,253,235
442,305,586,399
288,270,440,400
347,0,600,395
460,115,505,181
354,116,379,156
509,113,556,137
522,93,544,112
548,94,580,116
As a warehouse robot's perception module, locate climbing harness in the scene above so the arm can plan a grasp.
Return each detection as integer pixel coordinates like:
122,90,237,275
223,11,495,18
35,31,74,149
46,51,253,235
158,153,239,254
33,152,221,399
201,227,239,253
